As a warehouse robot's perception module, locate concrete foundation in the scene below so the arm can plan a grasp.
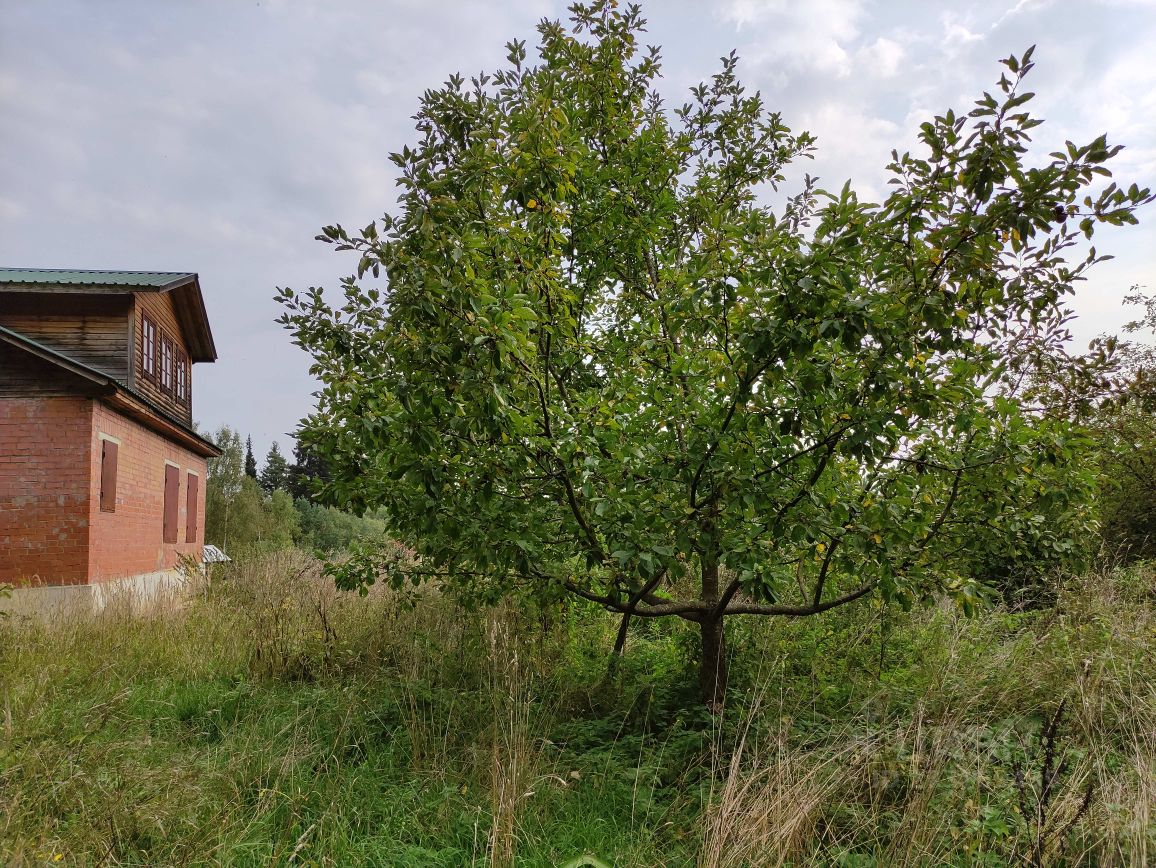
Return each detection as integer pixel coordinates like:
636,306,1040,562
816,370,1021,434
1,565,203,618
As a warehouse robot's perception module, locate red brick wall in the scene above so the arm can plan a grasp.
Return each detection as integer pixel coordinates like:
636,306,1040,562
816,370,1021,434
0,396,207,588
0,397,93,586
88,401,206,583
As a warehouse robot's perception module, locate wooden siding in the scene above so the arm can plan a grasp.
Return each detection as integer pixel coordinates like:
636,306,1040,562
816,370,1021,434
133,293,193,425
0,282,140,295
0,293,132,381
0,342,96,397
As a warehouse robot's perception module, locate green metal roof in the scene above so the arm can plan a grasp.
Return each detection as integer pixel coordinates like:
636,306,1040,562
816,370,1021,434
0,267,217,362
0,268,195,288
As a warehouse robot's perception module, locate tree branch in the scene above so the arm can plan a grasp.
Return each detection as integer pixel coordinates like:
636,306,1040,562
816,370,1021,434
611,568,668,658
563,581,705,621
811,533,842,609
723,579,876,617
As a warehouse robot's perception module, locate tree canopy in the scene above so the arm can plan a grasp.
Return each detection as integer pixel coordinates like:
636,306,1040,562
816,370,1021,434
259,442,291,494
278,2,1151,705
206,426,299,554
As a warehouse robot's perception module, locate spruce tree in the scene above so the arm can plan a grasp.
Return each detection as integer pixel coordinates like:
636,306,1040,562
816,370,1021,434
244,436,258,479
259,442,291,494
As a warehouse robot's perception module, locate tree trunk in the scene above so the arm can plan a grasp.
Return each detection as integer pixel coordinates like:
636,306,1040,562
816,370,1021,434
699,614,728,710
699,554,728,710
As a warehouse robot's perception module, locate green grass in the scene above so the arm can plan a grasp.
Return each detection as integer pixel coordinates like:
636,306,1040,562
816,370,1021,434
0,552,1152,865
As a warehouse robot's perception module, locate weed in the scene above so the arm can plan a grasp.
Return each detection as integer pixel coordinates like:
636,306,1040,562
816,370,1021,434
1011,700,1095,866
0,554,1150,864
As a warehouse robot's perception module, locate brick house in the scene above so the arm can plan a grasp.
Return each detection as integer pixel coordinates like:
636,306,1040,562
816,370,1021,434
0,269,221,613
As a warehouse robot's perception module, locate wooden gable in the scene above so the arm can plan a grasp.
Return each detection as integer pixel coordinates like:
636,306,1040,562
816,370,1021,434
0,270,217,430
0,292,133,382
133,291,196,424
0,339,99,397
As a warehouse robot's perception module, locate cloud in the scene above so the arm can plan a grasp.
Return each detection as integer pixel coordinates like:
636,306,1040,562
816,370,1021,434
794,101,902,200
1,0,1153,451
856,37,905,77
0,196,25,222
717,0,865,78
990,0,1054,30
941,13,984,50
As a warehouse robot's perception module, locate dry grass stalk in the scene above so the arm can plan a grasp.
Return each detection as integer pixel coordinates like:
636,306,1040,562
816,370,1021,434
486,609,543,868
701,690,865,868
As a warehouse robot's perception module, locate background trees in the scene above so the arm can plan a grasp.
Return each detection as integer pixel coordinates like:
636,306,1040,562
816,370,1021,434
204,426,384,557
244,436,258,479
1091,293,1156,562
258,442,291,495
204,426,245,551
278,3,1150,705
205,426,297,553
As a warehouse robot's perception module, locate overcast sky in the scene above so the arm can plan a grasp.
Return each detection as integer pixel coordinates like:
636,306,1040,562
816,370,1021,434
2,0,1153,460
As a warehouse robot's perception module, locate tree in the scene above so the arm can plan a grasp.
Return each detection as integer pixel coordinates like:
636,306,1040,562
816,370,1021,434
1008,292,1156,568
1091,292,1156,561
213,477,299,554
287,440,331,502
206,425,303,555
259,442,291,494
264,488,301,550
278,4,1151,706
205,426,244,551
244,436,258,479
294,500,388,555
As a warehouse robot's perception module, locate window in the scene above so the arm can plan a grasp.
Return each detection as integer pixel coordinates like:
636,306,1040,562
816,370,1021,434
160,335,174,394
163,464,179,543
186,472,199,542
141,316,157,381
175,349,189,404
99,438,118,512
142,316,190,405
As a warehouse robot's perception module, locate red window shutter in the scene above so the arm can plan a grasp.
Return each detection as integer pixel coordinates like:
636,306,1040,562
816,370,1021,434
163,464,180,543
99,440,118,512
186,473,199,543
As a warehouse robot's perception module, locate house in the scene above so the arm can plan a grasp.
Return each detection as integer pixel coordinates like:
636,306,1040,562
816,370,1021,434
0,268,221,614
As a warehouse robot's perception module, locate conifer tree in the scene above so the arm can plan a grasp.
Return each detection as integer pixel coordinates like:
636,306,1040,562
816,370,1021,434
244,436,258,479
259,442,291,494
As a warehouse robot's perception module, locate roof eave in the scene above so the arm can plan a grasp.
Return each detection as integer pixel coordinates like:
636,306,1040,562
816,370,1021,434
165,275,218,363
105,391,222,458
0,325,222,458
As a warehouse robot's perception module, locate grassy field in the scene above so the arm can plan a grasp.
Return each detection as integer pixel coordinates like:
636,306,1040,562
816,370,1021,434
0,552,1152,865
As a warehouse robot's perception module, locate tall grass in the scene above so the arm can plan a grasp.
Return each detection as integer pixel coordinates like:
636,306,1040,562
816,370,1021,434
702,564,1156,866
0,553,1151,864
485,613,545,867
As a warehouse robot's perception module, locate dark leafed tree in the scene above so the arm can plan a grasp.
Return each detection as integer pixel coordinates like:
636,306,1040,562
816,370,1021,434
278,3,1151,706
244,436,258,480
259,441,291,494
1080,292,1156,562
287,440,331,502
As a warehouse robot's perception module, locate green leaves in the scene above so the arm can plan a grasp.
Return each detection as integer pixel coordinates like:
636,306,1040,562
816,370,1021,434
279,6,1148,637
560,856,612,868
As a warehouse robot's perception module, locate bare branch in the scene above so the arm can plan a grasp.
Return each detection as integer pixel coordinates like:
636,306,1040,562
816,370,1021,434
723,580,876,617
563,581,706,621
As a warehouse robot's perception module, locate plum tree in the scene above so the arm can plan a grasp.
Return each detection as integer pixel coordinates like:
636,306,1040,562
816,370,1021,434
278,3,1150,706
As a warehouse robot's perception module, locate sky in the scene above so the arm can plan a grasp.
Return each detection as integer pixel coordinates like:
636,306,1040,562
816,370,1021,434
2,0,1154,461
